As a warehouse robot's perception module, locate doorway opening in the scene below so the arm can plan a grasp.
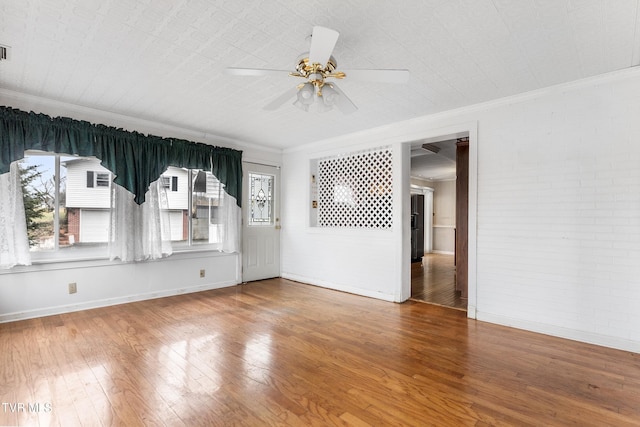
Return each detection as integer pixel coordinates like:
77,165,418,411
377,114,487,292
408,135,469,310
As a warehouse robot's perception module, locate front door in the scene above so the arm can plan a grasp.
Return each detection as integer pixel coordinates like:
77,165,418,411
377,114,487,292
242,163,280,282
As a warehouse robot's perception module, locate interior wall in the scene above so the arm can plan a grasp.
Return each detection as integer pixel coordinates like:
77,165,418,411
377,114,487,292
431,180,456,254
0,90,282,322
0,253,238,322
281,67,640,353
281,142,408,302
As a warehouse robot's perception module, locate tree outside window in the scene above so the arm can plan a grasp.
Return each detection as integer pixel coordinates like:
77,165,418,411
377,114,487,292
18,157,65,248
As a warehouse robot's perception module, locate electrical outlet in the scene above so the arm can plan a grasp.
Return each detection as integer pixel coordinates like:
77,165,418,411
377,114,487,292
68,282,77,294
199,269,205,278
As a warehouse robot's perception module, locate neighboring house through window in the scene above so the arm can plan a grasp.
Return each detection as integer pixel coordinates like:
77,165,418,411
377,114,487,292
20,152,227,260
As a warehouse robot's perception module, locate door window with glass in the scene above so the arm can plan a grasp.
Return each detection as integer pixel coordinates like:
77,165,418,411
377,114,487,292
248,172,274,226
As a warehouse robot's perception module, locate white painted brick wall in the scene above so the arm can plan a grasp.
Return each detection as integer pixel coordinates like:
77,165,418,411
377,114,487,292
475,73,640,344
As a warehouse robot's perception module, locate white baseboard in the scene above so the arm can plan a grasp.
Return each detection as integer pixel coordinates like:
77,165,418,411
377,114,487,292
477,311,640,354
466,304,477,319
0,280,238,324
281,273,397,302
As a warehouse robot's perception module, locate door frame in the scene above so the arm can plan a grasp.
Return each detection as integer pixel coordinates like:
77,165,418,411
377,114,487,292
403,121,478,318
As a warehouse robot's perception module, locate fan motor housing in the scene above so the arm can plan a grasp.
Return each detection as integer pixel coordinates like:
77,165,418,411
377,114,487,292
296,55,337,76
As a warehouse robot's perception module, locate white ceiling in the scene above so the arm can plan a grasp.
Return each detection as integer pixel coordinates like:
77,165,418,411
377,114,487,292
1,1,639,174
410,139,459,181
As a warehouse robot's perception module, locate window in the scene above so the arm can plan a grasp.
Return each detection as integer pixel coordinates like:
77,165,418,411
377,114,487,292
161,175,178,191
96,173,110,187
86,170,111,188
20,152,229,260
20,154,113,256
190,168,224,245
1,106,243,267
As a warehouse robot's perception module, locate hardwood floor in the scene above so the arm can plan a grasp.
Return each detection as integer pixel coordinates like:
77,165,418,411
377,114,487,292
2,279,640,426
411,253,467,310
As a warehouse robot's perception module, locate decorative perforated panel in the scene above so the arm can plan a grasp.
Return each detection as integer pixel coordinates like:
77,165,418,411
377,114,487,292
317,147,393,229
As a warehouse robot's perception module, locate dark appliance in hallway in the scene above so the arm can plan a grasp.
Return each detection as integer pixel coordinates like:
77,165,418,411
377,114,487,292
411,194,424,263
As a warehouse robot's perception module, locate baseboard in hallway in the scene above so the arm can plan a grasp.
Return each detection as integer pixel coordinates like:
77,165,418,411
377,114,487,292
409,296,467,312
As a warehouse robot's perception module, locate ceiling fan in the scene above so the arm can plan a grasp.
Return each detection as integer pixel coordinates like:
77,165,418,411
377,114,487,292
225,26,410,114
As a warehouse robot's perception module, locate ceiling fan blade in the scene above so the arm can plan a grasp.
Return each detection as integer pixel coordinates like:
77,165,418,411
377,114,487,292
340,69,410,83
308,26,340,67
330,83,358,115
225,67,290,77
264,87,298,111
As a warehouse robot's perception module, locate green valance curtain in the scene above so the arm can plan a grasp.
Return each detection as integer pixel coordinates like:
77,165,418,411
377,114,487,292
0,106,242,206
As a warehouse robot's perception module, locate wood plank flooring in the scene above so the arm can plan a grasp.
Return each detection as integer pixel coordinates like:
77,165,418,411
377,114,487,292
411,253,467,310
2,278,640,426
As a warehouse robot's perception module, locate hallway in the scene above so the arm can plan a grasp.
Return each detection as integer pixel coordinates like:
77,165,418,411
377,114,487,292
411,253,466,310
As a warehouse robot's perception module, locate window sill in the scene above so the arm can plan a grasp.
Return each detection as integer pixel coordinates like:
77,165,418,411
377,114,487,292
0,247,237,275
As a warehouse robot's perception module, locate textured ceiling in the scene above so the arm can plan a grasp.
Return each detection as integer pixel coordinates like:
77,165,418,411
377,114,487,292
1,0,640,159
410,139,459,181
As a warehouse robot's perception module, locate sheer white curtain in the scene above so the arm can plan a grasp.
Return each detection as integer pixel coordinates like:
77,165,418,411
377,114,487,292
202,170,240,253
109,179,172,262
0,162,31,269
218,189,241,253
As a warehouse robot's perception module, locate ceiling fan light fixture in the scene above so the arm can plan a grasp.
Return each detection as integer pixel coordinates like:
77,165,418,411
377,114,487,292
300,85,313,100
322,85,339,106
294,83,316,111
294,87,336,113
315,93,334,113
299,83,315,101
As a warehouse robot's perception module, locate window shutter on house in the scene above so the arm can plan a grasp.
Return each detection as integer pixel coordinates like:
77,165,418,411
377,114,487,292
172,176,178,192
87,171,94,188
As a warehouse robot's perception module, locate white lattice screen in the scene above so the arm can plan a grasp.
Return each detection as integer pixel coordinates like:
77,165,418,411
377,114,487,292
317,147,393,229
